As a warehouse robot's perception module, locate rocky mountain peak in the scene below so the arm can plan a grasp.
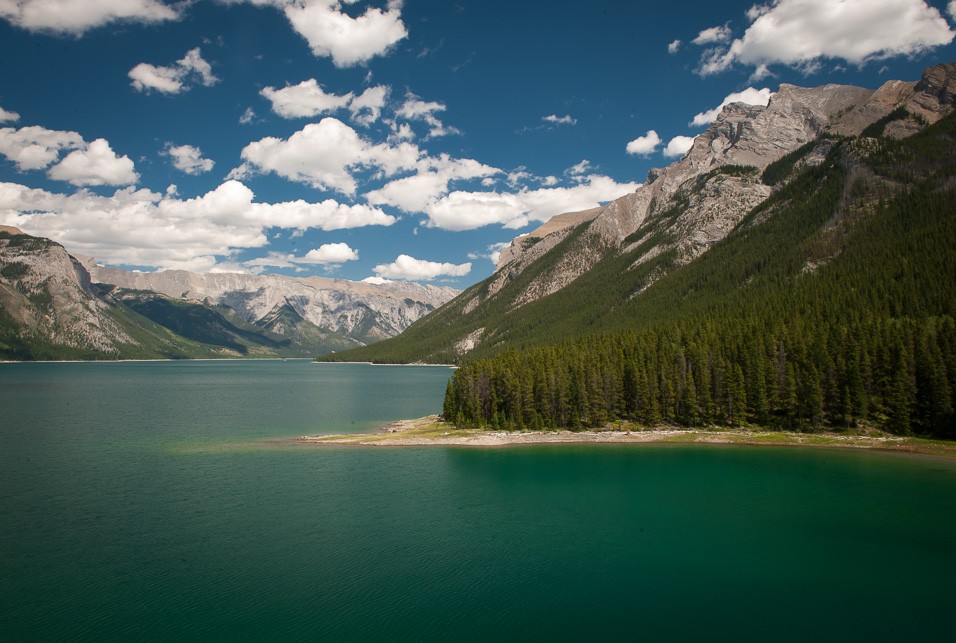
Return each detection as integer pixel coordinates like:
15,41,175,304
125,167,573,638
477,63,955,335
87,264,459,345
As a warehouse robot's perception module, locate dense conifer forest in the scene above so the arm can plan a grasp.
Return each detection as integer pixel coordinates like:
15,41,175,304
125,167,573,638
443,114,956,437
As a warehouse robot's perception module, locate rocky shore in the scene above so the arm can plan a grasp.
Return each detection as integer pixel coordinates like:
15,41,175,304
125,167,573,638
295,416,956,457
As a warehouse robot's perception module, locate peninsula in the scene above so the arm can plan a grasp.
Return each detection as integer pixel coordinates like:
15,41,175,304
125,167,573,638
296,416,956,457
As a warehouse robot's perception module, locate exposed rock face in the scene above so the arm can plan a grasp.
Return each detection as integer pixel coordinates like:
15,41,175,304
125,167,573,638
0,231,133,355
87,265,459,345
485,63,956,318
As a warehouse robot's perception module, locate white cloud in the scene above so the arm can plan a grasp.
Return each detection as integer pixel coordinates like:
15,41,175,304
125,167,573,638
543,114,576,126
364,155,500,213
0,0,177,35
47,138,138,186
468,240,511,265
373,254,471,281
690,87,774,126
261,78,353,118
129,47,218,94
388,122,415,142
282,0,408,67
567,160,593,176
692,24,732,45
165,144,214,175
361,275,392,285
0,105,20,123
663,135,696,158
697,0,954,76
667,39,681,54
349,84,388,125
396,93,460,138
243,242,359,271
0,125,84,170
421,174,641,231
233,117,421,195
260,79,390,126
300,242,358,264
239,107,256,125
949,1,956,20
0,179,394,271
242,251,299,272
626,130,661,156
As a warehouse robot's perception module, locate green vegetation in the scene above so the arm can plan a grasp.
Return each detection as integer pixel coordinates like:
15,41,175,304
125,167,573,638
114,290,290,354
760,140,819,186
0,262,29,280
432,114,956,438
860,107,909,138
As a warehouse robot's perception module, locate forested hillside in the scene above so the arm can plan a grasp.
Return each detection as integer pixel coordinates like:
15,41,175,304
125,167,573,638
442,113,956,437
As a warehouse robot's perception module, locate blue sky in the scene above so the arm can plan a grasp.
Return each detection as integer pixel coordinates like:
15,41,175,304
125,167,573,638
1,0,955,287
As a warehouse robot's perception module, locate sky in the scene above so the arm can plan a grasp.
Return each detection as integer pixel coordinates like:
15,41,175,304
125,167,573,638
1,0,955,287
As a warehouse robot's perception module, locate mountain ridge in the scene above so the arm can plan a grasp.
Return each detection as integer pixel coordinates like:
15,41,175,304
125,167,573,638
324,61,956,365
1,229,459,360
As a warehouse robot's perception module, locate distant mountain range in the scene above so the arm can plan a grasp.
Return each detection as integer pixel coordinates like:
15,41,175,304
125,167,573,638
0,229,457,360
327,62,956,365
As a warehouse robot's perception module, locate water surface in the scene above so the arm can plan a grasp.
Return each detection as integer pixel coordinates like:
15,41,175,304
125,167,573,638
1,361,954,641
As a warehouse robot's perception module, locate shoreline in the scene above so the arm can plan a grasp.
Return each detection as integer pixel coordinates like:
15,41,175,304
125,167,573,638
295,416,956,458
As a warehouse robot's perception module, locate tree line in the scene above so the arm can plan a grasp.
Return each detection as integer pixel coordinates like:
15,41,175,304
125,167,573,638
443,315,955,437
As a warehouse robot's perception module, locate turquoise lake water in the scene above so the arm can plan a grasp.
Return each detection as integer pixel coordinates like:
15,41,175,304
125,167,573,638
1,360,955,641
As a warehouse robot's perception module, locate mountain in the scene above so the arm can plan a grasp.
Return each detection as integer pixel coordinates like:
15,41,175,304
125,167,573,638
327,62,956,365
1,229,458,360
442,112,956,436
85,262,457,347
0,227,218,359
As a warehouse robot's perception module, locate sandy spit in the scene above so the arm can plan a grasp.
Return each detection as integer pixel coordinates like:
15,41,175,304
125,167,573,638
294,416,956,457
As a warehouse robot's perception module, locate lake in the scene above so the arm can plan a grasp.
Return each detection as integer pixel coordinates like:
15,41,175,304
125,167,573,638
1,360,954,641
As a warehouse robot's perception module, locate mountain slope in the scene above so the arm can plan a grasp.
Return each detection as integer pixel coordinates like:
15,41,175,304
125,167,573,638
0,228,454,360
442,108,956,437
87,263,457,349
0,229,236,360
326,63,956,365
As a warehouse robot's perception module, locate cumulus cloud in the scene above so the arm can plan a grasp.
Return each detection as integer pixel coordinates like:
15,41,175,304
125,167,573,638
395,93,460,138
692,24,732,45
625,130,662,156
364,155,500,213
281,0,408,67
421,174,641,231
349,85,389,125
0,106,20,123
0,125,84,170
697,0,955,76
244,242,359,272
129,47,218,94
0,179,394,271
232,117,421,195
0,0,177,35
47,138,138,186
261,78,353,118
950,0,956,19
300,242,358,264
372,254,471,281
690,87,774,126
663,136,695,158
667,39,681,54
165,144,214,175
260,79,390,126
543,114,576,126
